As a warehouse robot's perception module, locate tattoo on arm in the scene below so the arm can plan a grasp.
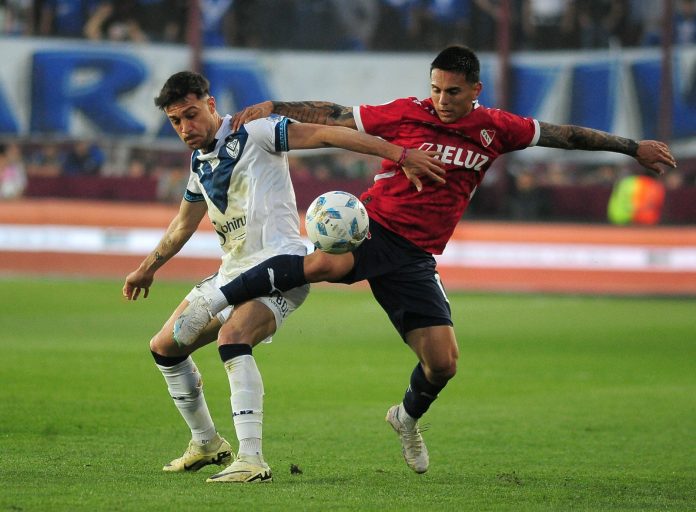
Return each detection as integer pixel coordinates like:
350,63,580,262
538,122,638,156
272,101,355,127
153,236,174,266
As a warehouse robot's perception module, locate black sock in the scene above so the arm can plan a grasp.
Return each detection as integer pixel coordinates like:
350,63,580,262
218,343,252,363
151,350,188,367
219,254,306,305
402,363,446,419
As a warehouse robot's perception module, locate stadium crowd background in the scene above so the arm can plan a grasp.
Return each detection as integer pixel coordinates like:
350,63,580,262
0,0,695,224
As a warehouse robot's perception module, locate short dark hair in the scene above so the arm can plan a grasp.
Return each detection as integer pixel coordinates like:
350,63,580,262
154,71,211,110
430,46,480,84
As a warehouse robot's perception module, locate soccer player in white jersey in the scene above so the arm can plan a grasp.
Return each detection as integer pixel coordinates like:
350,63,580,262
122,71,444,483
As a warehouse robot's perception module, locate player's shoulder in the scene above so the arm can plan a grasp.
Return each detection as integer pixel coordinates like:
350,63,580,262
247,113,286,126
474,103,534,126
362,96,422,110
243,114,289,135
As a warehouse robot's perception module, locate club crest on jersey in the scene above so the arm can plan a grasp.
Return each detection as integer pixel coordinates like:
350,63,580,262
480,129,495,148
226,139,241,159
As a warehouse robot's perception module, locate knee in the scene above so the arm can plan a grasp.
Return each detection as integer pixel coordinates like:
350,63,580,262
423,349,458,386
426,358,457,384
217,323,244,345
149,328,180,357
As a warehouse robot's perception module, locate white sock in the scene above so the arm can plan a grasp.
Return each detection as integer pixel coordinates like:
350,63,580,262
224,354,264,458
157,357,217,443
398,403,417,429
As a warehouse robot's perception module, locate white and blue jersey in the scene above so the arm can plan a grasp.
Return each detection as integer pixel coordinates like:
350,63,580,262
185,114,306,279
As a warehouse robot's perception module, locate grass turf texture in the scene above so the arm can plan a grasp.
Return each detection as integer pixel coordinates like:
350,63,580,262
0,278,694,511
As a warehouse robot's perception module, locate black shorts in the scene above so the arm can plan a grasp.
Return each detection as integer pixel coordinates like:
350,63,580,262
339,219,453,340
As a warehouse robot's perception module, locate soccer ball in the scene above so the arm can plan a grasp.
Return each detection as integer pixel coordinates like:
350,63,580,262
304,191,369,254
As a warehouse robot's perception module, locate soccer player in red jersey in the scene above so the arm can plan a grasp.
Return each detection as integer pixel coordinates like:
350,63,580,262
173,46,677,474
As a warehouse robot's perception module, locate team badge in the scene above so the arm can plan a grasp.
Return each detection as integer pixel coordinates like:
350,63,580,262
480,129,495,148
226,139,240,159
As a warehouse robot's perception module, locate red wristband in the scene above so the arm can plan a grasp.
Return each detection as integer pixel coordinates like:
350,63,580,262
397,147,409,166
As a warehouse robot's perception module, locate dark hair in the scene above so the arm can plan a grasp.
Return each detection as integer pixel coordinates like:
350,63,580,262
430,46,480,84
154,71,211,110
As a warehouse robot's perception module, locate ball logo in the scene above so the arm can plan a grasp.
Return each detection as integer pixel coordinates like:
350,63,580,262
480,129,495,148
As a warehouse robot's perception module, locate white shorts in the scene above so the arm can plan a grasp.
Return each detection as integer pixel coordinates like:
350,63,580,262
185,272,310,343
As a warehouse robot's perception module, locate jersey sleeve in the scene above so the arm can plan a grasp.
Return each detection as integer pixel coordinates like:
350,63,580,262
493,109,540,151
184,154,204,202
353,98,412,139
244,115,292,153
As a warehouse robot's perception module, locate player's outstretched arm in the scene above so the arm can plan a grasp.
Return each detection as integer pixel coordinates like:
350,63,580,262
122,199,207,300
537,122,677,175
286,123,445,186
231,101,356,131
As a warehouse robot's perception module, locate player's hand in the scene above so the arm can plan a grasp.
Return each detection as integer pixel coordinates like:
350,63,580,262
401,149,446,192
122,269,153,301
635,140,677,175
231,101,274,132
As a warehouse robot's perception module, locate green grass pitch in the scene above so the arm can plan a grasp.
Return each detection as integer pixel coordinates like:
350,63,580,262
1,277,695,511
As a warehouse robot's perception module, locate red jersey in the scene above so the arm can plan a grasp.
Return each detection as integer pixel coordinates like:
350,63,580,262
354,97,539,254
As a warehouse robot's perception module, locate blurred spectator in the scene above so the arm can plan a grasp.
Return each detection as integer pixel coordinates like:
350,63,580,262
371,0,420,51
38,0,105,38
331,0,380,50
134,0,187,43
540,161,574,186
83,0,147,42
25,142,62,176
288,154,313,181
664,169,684,190
588,163,619,185
155,166,187,202
60,140,105,176
200,0,234,47
620,0,660,46
473,0,523,51
290,0,344,50
637,1,666,46
0,142,27,199
675,0,696,45
572,0,625,48
509,167,547,220
226,0,297,49
0,0,33,35
414,0,474,50
642,0,696,46
521,0,574,49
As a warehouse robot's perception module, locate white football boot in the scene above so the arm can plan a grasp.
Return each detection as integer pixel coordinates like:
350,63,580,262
385,405,429,474
206,455,273,483
163,434,233,472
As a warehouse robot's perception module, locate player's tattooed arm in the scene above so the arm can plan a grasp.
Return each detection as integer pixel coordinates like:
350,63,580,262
231,100,356,131
271,101,356,128
537,121,677,175
144,237,176,273
537,122,638,155
147,200,207,272
123,236,176,300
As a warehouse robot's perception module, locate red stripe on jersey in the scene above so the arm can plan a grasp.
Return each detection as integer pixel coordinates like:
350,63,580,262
357,97,538,254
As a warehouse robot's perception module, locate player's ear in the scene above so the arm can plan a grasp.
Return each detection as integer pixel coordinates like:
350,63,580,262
473,81,483,100
207,96,216,113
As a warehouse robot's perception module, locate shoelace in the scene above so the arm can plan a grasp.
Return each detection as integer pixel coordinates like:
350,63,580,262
400,424,430,455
